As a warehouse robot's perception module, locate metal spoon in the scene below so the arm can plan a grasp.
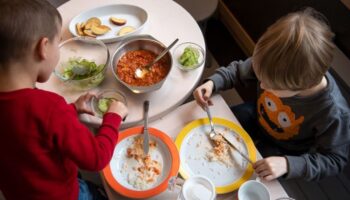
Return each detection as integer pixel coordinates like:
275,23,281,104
135,38,179,78
64,65,90,81
142,100,150,155
204,105,254,165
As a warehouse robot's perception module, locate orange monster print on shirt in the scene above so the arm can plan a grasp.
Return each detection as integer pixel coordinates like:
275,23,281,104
257,91,304,140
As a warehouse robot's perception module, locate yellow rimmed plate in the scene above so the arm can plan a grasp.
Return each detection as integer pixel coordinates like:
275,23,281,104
175,117,257,194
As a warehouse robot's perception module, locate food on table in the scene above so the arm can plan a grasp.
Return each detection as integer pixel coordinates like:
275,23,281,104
178,46,200,67
97,98,112,114
82,29,96,38
110,17,127,25
75,23,84,36
117,26,135,36
126,136,161,190
85,17,101,29
76,17,111,37
91,25,111,35
61,57,105,80
206,133,235,167
116,50,170,86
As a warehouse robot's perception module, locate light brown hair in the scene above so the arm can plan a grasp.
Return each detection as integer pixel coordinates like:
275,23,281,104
0,0,62,66
252,8,335,91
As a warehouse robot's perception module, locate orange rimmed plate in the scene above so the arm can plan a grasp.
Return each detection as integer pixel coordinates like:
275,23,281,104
102,126,180,199
175,117,257,194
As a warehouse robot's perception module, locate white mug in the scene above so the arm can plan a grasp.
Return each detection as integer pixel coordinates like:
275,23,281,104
238,180,270,200
177,175,216,200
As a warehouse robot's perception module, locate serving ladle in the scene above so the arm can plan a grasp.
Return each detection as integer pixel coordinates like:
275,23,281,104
72,65,90,76
135,38,179,79
64,65,90,81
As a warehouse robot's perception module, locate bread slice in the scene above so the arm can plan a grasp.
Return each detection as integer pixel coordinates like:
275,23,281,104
110,17,127,26
117,26,135,36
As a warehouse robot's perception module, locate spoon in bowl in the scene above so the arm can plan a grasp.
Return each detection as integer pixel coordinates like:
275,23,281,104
72,65,90,76
135,38,179,79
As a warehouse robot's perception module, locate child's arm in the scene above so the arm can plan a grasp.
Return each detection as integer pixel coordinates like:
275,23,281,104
253,156,288,181
193,80,214,109
208,57,257,93
284,114,350,181
254,113,350,181
193,58,257,108
72,92,95,115
284,143,349,181
47,95,127,171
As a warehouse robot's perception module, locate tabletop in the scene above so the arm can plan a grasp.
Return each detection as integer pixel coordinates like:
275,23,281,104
101,94,289,200
36,0,206,129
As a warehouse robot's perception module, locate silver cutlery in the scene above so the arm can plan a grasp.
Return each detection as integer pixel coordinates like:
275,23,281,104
143,100,150,155
135,38,179,78
204,105,254,165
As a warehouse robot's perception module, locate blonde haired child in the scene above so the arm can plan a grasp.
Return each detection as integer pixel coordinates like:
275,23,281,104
194,8,350,181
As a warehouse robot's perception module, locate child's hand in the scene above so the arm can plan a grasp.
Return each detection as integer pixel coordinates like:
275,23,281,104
107,100,128,119
193,80,214,109
253,156,288,181
74,92,95,115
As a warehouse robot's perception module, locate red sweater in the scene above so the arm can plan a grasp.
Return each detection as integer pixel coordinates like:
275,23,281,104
0,88,121,200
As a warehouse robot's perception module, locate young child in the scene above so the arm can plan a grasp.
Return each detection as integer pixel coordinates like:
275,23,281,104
0,0,128,200
194,8,350,181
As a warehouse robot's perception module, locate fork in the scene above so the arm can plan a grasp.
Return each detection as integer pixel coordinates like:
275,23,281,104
204,105,254,165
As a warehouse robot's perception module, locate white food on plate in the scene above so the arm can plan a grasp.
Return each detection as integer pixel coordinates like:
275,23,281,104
206,133,236,167
125,136,162,190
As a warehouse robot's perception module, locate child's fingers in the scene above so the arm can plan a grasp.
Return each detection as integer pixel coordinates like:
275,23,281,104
253,160,269,174
193,89,207,106
84,109,94,115
253,159,265,169
258,169,271,178
83,92,96,101
254,164,268,175
201,88,210,101
262,174,275,181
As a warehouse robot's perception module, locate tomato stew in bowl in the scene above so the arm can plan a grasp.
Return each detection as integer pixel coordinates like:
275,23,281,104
111,35,172,93
116,50,170,86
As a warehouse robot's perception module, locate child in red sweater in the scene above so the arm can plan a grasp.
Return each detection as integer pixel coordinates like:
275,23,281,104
0,0,128,200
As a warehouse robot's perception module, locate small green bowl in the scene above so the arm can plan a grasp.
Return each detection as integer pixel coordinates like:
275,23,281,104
173,42,205,71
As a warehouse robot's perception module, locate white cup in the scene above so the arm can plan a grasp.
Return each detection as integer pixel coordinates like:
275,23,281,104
238,180,270,200
177,175,216,200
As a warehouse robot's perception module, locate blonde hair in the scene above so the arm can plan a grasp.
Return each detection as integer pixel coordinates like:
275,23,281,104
252,8,335,91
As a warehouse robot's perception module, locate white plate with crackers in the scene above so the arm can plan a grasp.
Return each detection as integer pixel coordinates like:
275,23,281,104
69,4,148,43
175,117,257,194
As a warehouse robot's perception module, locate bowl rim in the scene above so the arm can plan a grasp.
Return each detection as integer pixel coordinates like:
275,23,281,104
91,89,127,118
54,36,110,81
174,41,205,71
110,37,173,93
102,126,180,198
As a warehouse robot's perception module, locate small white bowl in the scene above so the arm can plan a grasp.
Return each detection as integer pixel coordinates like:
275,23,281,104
173,42,205,71
179,175,216,200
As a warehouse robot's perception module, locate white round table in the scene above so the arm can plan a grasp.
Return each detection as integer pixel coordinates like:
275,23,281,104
37,0,206,128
